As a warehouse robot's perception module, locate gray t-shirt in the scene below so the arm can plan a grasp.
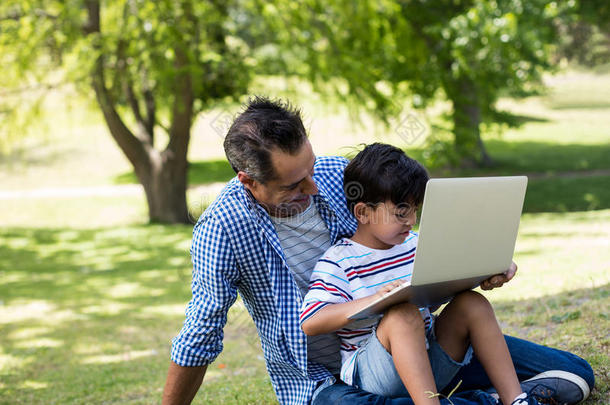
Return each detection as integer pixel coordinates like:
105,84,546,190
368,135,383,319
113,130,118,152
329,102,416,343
270,197,341,374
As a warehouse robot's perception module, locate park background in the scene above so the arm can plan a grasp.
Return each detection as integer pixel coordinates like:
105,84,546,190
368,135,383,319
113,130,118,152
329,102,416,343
1,1,609,404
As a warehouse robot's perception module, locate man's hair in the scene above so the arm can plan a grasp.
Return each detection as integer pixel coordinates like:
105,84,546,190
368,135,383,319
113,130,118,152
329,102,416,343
223,96,308,183
344,143,429,215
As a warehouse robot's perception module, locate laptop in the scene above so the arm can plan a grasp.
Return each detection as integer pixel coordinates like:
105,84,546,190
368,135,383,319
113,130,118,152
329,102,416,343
347,176,528,321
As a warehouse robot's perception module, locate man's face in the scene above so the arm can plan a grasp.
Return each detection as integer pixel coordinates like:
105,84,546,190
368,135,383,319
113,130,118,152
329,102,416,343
240,141,318,217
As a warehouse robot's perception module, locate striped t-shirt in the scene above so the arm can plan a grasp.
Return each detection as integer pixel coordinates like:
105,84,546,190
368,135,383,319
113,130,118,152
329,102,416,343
299,233,432,385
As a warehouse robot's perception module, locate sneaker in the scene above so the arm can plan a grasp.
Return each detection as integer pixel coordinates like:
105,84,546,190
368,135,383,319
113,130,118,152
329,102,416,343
521,370,590,405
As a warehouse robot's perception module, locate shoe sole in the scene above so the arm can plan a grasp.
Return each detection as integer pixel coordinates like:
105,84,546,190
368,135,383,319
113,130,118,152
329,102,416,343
522,370,590,404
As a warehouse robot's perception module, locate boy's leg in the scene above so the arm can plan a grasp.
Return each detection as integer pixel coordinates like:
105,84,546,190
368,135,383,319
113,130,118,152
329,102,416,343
375,303,440,404
448,334,595,395
434,291,522,405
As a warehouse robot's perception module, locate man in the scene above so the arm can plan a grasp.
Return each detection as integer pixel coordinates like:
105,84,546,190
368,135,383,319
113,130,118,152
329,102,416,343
162,97,594,405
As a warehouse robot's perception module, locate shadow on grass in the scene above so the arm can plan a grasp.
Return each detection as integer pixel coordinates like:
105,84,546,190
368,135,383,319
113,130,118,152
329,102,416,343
0,224,273,404
427,140,610,213
524,176,610,213
456,141,610,175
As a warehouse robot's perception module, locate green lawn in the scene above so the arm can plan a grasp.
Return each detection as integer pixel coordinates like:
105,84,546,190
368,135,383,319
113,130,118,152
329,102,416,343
0,223,275,404
1,70,609,404
1,204,607,404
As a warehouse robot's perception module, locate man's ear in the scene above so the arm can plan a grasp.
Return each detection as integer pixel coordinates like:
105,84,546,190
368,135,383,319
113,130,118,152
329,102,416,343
237,171,258,192
353,202,370,224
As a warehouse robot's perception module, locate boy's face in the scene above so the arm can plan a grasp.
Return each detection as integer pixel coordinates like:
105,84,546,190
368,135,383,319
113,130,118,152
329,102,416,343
365,201,418,249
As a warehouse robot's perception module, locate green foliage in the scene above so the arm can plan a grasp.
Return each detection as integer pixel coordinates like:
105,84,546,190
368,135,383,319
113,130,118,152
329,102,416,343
0,0,269,222
553,0,610,68
0,0,253,132
270,0,572,166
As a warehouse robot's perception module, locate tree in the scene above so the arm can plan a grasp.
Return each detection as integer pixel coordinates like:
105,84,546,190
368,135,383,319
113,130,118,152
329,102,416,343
271,0,569,167
555,0,610,67
0,0,252,223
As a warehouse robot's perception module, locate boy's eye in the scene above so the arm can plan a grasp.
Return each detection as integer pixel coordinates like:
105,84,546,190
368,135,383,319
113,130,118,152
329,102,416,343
395,209,412,218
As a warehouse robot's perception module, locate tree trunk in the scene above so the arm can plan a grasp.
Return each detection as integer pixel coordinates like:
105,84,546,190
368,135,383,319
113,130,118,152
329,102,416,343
85,0,192,224
137,149,190,224
448,77,493,168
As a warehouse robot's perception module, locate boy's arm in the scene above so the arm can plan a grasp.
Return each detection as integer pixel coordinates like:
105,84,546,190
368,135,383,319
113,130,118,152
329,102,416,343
301,281,403,335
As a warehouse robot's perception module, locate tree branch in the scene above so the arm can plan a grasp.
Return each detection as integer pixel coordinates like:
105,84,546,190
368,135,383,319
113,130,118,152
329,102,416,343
142,79,156,141
165,0,194,161
165,45,193,160
84,0,150,171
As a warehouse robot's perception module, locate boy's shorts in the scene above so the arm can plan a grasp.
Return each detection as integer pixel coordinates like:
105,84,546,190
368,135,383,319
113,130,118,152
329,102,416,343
352,317,474,398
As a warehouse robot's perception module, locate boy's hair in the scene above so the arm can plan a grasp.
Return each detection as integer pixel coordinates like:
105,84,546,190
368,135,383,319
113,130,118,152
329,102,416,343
223,96,308,184
344,143,429,214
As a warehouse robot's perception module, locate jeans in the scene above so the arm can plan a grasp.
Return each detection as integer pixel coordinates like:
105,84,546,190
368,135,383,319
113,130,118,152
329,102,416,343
352,320,473,397
312,335,595,405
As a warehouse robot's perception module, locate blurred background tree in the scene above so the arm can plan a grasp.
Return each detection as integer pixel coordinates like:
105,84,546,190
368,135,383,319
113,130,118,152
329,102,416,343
0,0,254,223
269,0,575,167
555,0,610,68
2,0,609,222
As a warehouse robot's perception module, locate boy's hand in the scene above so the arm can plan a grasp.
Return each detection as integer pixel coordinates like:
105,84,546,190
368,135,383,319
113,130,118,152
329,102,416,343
374,280,405,299
480,261,517,290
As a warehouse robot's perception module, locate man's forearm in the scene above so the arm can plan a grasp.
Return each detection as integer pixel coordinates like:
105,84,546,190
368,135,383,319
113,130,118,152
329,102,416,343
162,361,207,405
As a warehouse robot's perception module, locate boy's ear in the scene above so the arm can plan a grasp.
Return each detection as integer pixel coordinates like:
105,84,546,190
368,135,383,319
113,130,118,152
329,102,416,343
353,202,370,224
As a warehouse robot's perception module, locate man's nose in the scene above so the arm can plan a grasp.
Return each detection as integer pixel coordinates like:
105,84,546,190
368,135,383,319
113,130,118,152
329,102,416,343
301,175,318,195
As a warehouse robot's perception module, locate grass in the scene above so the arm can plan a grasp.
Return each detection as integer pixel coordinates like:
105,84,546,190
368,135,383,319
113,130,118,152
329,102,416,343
1,70,609,403
0,224,275,404
0,204,607,404
114,159,237,187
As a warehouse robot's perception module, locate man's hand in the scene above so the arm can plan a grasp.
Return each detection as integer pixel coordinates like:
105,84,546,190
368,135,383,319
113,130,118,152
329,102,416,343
480,261,517,291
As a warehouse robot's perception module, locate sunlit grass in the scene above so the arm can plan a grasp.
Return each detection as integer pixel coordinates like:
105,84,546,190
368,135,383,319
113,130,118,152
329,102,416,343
0,209,607,403
0,222,274,404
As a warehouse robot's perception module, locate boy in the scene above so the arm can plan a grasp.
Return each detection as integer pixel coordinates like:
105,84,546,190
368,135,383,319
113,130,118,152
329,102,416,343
300,143,539,405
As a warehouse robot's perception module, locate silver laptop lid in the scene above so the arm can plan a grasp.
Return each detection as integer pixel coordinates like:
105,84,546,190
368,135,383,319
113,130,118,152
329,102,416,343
411,176,527,285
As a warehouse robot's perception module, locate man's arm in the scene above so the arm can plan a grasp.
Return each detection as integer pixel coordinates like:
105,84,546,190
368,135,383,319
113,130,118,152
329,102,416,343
164,216,239,404
480,261,517,290
162,362,207,405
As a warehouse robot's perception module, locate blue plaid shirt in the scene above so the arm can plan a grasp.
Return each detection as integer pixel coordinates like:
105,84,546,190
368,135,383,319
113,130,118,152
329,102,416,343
171,156,358,404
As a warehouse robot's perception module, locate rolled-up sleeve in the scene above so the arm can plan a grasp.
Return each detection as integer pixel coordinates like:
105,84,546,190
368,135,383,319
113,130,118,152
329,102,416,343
171,215,239,367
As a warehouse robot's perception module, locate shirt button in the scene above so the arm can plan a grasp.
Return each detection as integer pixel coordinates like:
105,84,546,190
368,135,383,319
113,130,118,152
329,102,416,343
299,338,304,344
